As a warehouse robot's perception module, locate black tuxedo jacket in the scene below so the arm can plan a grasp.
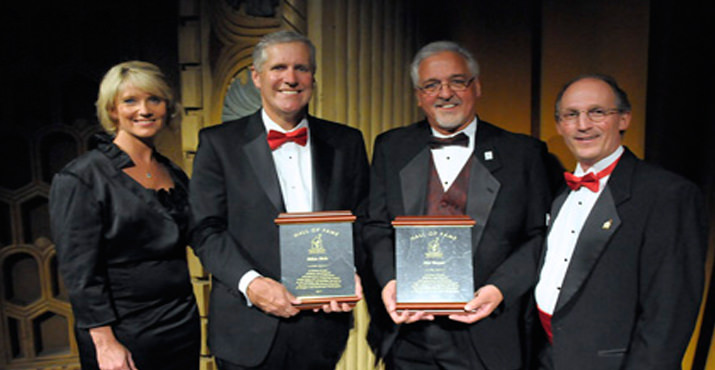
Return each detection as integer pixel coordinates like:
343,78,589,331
189,110,369,366
364,119,553,369
537,148,707,370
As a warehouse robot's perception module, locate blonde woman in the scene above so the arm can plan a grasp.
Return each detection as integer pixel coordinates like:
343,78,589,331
50,61,199,370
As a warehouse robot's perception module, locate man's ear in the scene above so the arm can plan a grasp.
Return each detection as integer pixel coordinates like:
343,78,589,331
618,111,632,132
473,78,482,98
251,66,262,89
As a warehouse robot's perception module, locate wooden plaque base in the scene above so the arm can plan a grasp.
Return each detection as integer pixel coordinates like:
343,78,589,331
295,296,361,310
395,302,468,314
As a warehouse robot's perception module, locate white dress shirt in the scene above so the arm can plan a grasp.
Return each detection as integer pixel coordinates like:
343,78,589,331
535,146,624,315
429,118,477,191
263,110,314,213
238,110,315,304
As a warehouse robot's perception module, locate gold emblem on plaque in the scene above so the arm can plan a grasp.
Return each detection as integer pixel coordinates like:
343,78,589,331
309,233,327,254
425,237,444,259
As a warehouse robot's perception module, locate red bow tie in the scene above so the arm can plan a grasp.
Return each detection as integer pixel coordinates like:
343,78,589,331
564,172,600,192
267,128,308,150
564,156,621,192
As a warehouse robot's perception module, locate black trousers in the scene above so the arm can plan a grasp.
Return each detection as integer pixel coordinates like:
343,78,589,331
386,318,486,370
216,312,349,370
535,339,554,370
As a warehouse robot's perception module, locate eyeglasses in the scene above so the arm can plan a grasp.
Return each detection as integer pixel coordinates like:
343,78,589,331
557,107,622,123
417,76,476,96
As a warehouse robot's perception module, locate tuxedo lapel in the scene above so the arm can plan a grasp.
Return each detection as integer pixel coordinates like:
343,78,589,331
473,121,503,174
399,124,431,215
400,148,430,215
554,149,636,313
243,112,285,212
309,118,335,211
554,188,621,312
465,158,500,252
466,121,502,251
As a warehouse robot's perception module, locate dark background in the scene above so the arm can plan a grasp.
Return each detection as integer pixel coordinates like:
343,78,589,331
1,0,713,367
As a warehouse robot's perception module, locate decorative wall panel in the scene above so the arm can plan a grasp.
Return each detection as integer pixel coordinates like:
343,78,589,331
0,125,97,370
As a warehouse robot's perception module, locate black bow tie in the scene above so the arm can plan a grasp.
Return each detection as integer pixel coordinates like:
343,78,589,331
428,133,469,149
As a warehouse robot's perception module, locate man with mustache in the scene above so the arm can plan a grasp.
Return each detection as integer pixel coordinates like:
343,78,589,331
364,40,554,370
189,31,369,370
533,75,706,369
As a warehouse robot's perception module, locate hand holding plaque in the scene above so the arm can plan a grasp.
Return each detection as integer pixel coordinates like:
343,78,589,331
246,276,301,318
381,279,435,324
448,284,503,323
392,215,475,314
276,211,360,310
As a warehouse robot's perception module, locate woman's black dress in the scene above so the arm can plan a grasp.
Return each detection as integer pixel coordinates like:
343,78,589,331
49,136,200,370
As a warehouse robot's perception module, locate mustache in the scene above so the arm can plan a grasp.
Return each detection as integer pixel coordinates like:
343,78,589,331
433,97,461,107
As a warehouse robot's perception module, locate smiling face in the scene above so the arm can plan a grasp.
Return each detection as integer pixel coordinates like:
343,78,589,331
556,78,631,170
416,51,481,134
110,83,167,140
251,41,314,129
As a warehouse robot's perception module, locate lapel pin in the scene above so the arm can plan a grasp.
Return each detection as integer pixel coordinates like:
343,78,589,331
545,213,550,227
602,219,613,230
484,151,493,161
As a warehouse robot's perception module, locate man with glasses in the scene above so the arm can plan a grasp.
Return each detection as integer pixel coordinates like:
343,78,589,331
364,40,555,370
534,74,706,369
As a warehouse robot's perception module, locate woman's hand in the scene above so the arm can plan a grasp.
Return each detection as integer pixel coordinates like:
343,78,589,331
89,326,139,370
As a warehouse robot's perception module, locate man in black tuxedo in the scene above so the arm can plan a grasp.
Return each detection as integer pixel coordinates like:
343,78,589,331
189,31,369,370
364,40,553,370
534,74,707,369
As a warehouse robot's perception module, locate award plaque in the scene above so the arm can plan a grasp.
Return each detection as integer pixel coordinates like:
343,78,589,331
393,215,475,313
276,211,359,310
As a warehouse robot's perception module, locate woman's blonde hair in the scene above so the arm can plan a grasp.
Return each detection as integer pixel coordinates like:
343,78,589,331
95,60,181,134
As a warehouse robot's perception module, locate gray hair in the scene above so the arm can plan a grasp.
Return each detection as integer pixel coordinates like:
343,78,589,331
554,74,632,121
410,41,480,87
252,30,317,73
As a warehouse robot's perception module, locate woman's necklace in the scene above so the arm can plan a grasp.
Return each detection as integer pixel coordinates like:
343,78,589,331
138,157,155,180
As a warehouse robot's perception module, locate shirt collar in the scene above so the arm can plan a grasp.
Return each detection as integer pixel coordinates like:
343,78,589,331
575,145,624,176
429,116,478,144
261,109,309,134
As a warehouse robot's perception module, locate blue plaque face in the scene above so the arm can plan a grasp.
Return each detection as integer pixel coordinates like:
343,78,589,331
279,222,355,300
395,225,474,306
